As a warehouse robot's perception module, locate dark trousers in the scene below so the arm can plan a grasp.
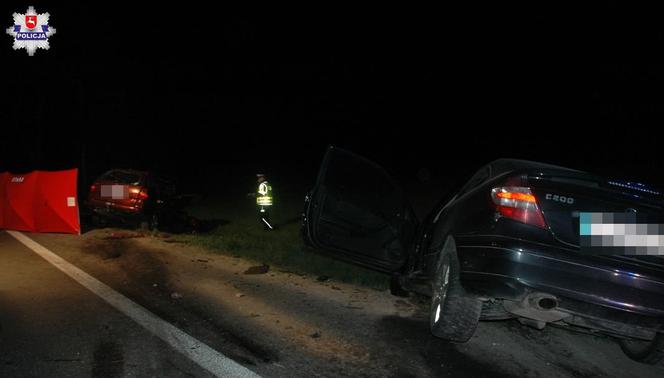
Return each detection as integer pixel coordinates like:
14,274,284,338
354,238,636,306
259,207,273,230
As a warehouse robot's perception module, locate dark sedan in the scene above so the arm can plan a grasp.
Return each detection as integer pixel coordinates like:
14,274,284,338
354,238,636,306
302,146,664,364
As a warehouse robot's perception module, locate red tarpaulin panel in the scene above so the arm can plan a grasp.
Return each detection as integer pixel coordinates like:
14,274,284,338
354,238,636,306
0,169,80,234
0,172,7,228
4,172,38,231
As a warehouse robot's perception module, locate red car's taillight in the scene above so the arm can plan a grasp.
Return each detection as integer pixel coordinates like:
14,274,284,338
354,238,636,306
491,186,547,229
129,187,149,200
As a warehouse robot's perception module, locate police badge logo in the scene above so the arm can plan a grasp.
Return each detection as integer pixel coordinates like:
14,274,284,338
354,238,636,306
6,6,56,56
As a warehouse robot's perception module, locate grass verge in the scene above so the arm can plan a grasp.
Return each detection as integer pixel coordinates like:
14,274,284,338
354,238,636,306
181,195,389,290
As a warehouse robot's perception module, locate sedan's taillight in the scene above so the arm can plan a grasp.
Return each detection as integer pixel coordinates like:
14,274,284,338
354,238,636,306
129,187,149,200
491,186,547,229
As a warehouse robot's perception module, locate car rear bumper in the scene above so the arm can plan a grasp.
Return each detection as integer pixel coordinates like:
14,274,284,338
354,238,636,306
455,235,664,321
87,200,143,219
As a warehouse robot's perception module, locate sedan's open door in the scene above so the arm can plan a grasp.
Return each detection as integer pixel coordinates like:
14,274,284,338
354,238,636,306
303,146,418,272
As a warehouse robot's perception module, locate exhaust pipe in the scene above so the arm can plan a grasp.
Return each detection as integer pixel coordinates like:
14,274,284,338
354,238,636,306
536,296,558,310
504,292,567,326
527,293,558,311
528,293,558,311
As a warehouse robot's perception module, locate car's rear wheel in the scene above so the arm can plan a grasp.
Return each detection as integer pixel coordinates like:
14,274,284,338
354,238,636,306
619,333,664,364
138,214,159,232
150,213,159,231
429,236,482,343
91,214,107,228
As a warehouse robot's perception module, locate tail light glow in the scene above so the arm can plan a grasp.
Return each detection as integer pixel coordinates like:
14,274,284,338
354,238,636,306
491,187,547,229
129,186,149,200
495,191,536,203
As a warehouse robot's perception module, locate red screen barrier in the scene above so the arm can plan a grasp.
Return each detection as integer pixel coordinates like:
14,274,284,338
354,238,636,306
0,169,80,234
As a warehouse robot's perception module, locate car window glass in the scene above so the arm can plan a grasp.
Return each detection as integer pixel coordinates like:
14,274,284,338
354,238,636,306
323,149,402,219
100,171,141,185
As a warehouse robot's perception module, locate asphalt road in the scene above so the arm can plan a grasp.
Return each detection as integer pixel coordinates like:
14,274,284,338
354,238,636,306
2,229,664,378
0,231,225,377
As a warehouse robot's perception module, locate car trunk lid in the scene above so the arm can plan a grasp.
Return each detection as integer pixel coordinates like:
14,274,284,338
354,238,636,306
526,171,664,273
527,171,664,246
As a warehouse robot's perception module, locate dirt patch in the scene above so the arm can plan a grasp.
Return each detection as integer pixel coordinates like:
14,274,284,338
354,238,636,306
78,232,279,367
244,264,270,275
82,237,171,291
102,232,145,240
84,238,126,260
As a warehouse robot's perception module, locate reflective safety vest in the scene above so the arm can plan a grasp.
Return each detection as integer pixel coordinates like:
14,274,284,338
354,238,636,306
257,181,273,206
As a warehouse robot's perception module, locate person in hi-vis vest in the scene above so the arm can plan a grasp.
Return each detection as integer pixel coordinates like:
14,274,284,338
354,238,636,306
256,173,273,230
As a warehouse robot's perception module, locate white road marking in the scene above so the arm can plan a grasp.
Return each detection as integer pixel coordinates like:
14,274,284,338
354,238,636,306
7,231,260,378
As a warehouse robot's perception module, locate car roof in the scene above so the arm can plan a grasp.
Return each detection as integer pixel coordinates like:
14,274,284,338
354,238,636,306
486,158,582,177
108,168,148,175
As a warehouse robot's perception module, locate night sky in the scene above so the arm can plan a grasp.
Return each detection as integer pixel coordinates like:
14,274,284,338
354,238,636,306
1,2,664,197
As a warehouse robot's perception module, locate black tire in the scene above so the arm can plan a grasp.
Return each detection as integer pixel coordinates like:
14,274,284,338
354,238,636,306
91,214,106,228
619,333,664,364
138,214,158,232
150,213,159,231
389,273,410,297
429,236,482,343
138,220,149,231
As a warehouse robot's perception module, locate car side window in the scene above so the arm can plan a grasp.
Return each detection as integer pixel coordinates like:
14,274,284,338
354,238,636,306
430,165,491,224
103,171,141,185
98,170,119,182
